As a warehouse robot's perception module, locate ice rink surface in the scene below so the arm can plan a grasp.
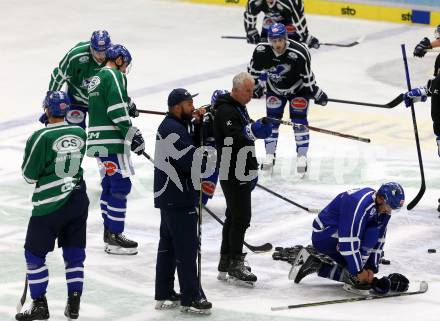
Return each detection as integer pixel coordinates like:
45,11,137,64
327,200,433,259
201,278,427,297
0,0,439,320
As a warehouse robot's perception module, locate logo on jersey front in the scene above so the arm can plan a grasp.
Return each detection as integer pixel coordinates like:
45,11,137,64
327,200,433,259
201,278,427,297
66,110,85,124
288,52,298,60
79,56,89,63
52,135,85,153
266,96,282,109
102,161,118,176
267,64,291,83
256,45,266,52
291,97,308,110
88,76,101,92
201,180,216,196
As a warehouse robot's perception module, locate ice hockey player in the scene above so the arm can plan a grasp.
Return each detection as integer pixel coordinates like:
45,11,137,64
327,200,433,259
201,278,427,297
16,91,89,321
87,44,145,255
213,72,273,286
248,22,327,174
413,25,440,60
244,0,319,48
290,183,410,295
154,88,212,314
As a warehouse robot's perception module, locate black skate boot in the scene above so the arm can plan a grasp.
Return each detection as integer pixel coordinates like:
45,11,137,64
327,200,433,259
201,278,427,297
218,254,252,281
155,290,180,310
15,296,49,321
105,232,138,255
181,298,212,315
103,228,110,245
289,248,322,283
228,253,257,286
341,271,371,295
64,291,80,320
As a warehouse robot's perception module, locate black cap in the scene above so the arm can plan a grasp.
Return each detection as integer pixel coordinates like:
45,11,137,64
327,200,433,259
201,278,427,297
167,88,198,108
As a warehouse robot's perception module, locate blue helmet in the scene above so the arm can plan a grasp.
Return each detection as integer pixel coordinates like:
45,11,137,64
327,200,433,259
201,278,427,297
268,23,287,40
43,91,70,117
90,30,112,52
105,44,132,65
211,89,229,106
377,182,405,210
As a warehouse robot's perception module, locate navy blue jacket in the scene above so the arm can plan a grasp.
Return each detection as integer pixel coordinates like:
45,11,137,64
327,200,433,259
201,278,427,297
154,113,200,209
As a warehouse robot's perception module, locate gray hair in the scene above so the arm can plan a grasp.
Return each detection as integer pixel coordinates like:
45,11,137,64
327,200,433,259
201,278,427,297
232,72,254,89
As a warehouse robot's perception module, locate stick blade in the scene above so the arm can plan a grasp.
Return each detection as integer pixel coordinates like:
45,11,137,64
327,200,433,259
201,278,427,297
406,184,426,210
419,281,429,293
247,242,273,253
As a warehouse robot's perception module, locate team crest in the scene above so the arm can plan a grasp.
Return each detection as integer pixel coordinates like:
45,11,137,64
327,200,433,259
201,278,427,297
256,45,266,52
103,161,118,176
288,52,298,60
79,56,89,63
66,110,85,124
88,76,101,92
266,96,282,109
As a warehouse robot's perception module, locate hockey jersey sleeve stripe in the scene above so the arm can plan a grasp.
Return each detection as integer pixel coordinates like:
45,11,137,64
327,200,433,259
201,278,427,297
59,43,90,71
32,192,70,207
34,177,77,193
87,139,125,145
23,175,38,184
89,125,119,131
108,102,127,113
339,236,360,243
113,116,131,124
107,69,128,110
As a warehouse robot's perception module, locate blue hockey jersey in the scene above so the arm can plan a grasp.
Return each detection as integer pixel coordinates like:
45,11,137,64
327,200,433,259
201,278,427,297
313,188,390,275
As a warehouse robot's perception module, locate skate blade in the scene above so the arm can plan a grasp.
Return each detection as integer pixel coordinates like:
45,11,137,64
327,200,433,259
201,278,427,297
155,300,180,310
105,245,138,255
288,248,308,281
217,271,228,281
227,276,255,288
181,306,211,315
343,283,371,296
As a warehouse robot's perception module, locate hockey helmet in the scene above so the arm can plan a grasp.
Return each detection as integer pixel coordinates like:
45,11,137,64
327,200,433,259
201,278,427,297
268,23,287,41
211,89,229,106
106,44,132,65
90,30,112,52
43,91,70,117
377,182,405,210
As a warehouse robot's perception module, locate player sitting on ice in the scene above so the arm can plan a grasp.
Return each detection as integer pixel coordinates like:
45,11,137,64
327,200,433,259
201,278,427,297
289,183,410,295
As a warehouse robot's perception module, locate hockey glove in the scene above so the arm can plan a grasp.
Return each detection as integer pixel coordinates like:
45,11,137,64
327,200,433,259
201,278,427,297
404,87,428,107
312,87,328,106
253,83,265,99
414,37,432,58
246,29,261,45
371,276,391,295
244,119,273,140
127,97,139,118
39,113,49,126
388,273,409,292
130,130,145,155
305,34,320,49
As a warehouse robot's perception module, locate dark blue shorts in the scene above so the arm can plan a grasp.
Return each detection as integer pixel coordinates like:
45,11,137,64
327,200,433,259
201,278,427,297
24,181,89,255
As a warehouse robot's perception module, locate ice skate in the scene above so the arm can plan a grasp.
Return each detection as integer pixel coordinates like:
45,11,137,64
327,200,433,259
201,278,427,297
227,254,257,287
260,153,275,172
296,155,308,177
217,254,251,281
105,233,138,255
289,247,322,283
155,291,180,310
64,291,80,320
15,296,49,321
181,298,212,315
103,228,110,246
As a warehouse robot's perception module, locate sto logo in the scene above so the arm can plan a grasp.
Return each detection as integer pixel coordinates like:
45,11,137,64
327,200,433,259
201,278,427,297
103,161,118,176
291,97,308,110
67,110,85,124
267,96,282,109
201,180,216,196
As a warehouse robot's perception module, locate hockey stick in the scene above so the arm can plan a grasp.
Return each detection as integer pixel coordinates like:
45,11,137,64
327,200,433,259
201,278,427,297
221,35,363,47
256,183,320,213
328,94,403,109
263,117,371,143
138,109,166,116
203,206,273,253
401,44,426,210
16,276,28,313
271,281,428,310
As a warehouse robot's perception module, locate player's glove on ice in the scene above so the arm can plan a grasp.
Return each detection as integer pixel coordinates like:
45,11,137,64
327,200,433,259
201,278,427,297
404,87,428,107
388,273,409,292
371,276,391,295
414,37,432,58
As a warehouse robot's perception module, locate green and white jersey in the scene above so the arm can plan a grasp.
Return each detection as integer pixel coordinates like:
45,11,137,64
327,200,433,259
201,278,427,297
49,41,104,106
87,66,133,156
21,122,87,216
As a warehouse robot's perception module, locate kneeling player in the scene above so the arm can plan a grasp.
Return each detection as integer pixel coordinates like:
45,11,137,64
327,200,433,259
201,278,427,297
16,91,89,321
290,183,409,295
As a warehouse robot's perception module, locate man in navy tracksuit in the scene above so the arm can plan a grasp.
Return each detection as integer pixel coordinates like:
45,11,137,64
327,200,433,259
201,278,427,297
153,88,212,314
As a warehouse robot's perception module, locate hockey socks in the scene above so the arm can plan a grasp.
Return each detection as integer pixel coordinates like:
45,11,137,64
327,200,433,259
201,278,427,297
24,250,48,300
